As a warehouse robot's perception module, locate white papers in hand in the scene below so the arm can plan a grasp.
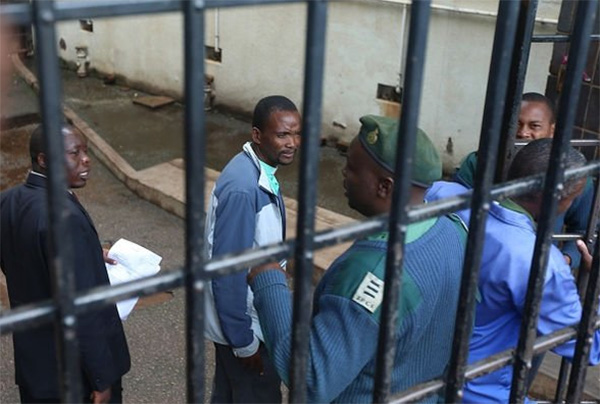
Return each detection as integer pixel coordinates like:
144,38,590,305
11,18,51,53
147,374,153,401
105,238,162,320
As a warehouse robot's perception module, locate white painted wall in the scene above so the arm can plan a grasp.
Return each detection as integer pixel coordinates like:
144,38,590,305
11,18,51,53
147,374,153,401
56,0,561,171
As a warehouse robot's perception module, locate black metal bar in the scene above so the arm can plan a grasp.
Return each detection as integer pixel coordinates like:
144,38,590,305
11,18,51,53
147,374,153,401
182,0,207,402
494,0,538,184
553,360,571,403
373,1,432,402
583,176,600,249
1,163,598,332
532,34,600,43
573,172,600,300
444,1,521,402
0,0,305,24
566,240,600,402
288,1,328,402
515,139,600,147
552,233,586,242
55,0,180,20
509,0,598,401
0,271,185,334
563,131,600,404
0,3,30,25
31,1,83,402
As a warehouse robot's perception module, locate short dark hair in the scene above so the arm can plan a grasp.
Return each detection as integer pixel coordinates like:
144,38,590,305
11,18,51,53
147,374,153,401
252,95,298,131
508,138,586,200
522,92,556,123
29,124,45,165
29,122,79,164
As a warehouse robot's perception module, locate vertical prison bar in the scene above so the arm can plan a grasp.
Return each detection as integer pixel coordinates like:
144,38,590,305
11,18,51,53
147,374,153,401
183,0,207,402
509,0,599,401
444,1,521,402
32,1,83,401
289,1,328,402
372,1,432,402
556,151,600,402
494,0,538,184
566,239,600,402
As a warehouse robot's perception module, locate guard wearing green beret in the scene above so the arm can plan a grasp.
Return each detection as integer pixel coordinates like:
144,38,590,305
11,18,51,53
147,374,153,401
248,114,467,402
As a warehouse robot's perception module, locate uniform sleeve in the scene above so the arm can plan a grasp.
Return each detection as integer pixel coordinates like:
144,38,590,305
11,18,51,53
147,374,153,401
537,252,600,365
211,190,259,356
251,269,382,402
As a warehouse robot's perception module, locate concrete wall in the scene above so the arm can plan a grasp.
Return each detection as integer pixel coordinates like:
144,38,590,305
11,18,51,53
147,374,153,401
56,0,561,171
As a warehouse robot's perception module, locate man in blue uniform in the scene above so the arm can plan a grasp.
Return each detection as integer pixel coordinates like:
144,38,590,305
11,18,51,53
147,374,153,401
454,92,594,269
427,138,599,403
248,115,467,402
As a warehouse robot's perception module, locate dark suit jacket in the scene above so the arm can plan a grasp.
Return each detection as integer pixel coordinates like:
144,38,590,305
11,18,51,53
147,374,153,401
0,173,130,398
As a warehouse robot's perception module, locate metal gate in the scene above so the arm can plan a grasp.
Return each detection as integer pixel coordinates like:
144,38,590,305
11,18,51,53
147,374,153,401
0,1,598,403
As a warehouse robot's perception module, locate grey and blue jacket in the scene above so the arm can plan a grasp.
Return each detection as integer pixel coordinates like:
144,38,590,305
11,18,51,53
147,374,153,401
204,142,286,358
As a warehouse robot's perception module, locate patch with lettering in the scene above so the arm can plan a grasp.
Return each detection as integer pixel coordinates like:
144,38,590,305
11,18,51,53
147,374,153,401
352,272,384,313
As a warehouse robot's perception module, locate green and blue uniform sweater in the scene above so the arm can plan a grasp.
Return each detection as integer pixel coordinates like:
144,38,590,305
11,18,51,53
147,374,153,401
251,216,466,403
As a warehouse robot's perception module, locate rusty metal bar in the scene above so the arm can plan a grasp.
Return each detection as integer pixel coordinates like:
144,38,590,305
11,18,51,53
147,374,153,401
31,0,83,401
509,0,599,401
566,240,600,402
2,162,598,335
288,1,328,402
494,0,538,184
182,0,207,402
444,1,521,401
372,1,432,401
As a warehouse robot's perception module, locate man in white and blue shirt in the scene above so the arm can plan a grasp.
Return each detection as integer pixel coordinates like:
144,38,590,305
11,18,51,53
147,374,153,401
204,95,301,403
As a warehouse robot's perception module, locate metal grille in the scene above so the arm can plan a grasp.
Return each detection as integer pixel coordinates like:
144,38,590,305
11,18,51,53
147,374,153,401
0,1,598,403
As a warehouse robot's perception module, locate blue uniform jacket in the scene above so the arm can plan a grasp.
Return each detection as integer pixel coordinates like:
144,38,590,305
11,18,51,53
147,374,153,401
425,181,600,403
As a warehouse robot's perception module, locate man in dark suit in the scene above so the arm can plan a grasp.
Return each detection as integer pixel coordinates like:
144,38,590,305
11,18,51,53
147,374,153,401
1,123,130,403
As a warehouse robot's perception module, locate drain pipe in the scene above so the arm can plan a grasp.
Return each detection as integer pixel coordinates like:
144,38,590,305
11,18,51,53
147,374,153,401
214,8,220,52
396,3,407,94
75,46,89,77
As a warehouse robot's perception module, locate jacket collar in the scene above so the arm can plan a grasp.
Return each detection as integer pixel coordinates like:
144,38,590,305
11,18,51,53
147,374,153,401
242,142,278,195
25,171,48,189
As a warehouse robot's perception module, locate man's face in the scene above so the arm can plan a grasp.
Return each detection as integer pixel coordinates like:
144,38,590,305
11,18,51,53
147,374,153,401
342,138,381,217
516,101,555,140
63,127,91,189
252,109,302,166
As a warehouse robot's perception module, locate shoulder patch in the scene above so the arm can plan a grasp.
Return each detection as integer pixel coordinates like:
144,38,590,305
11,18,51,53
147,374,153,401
352,272,384,313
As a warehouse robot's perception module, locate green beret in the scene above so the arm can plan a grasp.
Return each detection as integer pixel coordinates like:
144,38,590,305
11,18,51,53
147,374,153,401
357,114,441,187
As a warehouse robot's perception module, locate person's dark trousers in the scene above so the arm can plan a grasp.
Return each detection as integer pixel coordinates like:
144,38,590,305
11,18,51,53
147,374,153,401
19,379,123,404
18,387,59,404
211,342,281,403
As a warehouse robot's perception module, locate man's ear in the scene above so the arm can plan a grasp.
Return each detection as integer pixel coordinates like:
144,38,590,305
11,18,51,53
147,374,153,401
37,153,47,170
251,127,261,144
550,122,556,137
377,176,394,198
